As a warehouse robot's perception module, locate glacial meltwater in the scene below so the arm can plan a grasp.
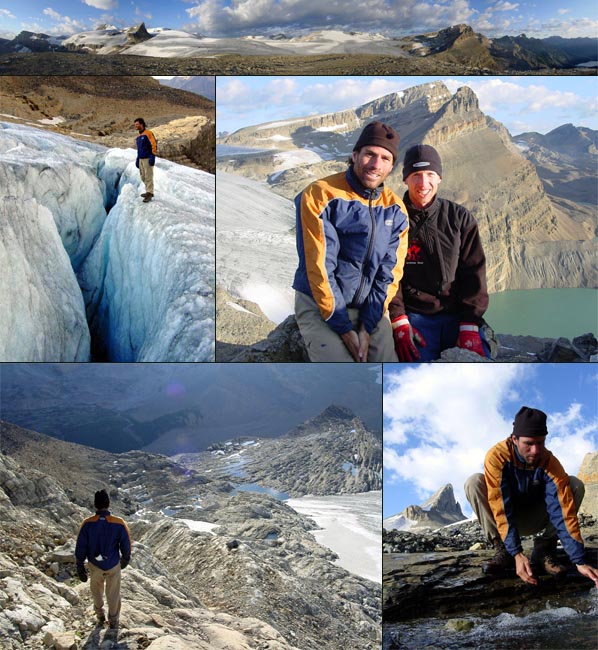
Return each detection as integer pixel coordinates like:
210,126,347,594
384,588,598,649
485,289,598,340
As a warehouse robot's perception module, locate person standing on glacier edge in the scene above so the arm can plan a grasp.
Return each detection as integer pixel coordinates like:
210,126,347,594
134,117,157,203
293,121,409,362
75,489,132,629
465,406,598,589
389,144,492,361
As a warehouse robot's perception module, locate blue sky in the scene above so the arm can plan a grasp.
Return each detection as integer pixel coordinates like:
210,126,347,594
383,364,598,519
1,0,596,38
216,76,598,137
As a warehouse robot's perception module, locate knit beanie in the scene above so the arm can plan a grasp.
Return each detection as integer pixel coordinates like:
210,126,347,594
353,121,399,162
402,144,443,180
512,406,548,438
94,489,110,510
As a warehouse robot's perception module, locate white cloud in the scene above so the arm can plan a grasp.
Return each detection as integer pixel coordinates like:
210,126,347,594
184,0,475,37
491,1,519,12
135,7,153,20
557,9,569,16
82,0,118,9
0,8,16,19
39,8,87,34
383,364,598,516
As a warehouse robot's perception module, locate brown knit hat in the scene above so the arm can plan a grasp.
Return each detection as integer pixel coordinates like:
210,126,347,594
512,406,548,438
353,121,399,162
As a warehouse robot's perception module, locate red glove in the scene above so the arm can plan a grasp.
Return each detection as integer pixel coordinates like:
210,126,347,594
391,315,426,361
457,322,485,356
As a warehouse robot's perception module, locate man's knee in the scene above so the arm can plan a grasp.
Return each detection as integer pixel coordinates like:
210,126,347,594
569,475,585,510
464,473,486,503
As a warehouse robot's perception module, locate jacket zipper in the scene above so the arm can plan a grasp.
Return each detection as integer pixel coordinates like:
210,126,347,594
354,193,376,306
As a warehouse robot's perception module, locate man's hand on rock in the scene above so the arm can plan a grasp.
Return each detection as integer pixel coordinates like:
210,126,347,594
514,552,537,586
576,564,598,588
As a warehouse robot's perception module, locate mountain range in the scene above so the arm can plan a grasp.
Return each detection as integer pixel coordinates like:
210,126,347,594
0,23,595,73
0,406,381,649
216,79,596,339
0,364,382,452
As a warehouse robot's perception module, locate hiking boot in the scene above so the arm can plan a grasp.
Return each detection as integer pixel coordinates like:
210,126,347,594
142,193,153,203
140,192,150,198
531,540,567,576
482,540,515,575
96,614,106,625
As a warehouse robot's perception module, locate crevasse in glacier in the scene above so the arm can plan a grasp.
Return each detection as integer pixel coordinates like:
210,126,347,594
0,122,215,362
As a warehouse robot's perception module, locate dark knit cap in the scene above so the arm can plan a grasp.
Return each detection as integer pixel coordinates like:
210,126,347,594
353,121,399,162
512,406,548,438
94,489,110,510
402,144,443,180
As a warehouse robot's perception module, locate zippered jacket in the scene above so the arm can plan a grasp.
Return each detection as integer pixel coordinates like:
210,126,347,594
484,438,585,564
389,193,488,325
75,510,132,571
293,166,409,335
136,129,157,159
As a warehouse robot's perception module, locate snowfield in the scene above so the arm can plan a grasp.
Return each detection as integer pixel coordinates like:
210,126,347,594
0,122,215,362
216,171,296,323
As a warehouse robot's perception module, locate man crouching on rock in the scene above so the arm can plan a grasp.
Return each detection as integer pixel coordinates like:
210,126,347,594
75,489,132,628
134,117,157,203
465,406,598,588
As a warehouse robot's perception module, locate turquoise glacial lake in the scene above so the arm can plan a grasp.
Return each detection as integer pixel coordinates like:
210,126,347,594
485,289,598,339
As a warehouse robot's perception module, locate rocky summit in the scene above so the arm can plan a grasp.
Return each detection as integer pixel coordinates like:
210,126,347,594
0,416,380,650
384,484,466,532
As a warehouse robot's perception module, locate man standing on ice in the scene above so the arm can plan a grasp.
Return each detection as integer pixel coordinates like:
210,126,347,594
134,117,157,203
293,121,409,362
465,406,598,588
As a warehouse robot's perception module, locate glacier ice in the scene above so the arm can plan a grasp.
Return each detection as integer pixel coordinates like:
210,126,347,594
0,122,215,362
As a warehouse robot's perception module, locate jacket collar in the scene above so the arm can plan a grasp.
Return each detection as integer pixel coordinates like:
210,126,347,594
403,191,439,218
346,165,383,200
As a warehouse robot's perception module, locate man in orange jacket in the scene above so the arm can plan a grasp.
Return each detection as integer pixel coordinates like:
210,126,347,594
465,406,598,588
134,117,157,203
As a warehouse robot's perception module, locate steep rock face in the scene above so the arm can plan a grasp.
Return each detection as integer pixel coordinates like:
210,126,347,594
217,80,594,301
239,411,382,496
578,451,598,517
384,484,465,532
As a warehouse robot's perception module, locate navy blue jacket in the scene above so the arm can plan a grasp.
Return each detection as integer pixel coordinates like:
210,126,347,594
75,509,132,571
293,166,408,335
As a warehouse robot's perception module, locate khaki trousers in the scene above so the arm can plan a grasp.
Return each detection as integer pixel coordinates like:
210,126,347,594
295,291,398,362
464,472,585,544
139,158,154,195
89,562,121,625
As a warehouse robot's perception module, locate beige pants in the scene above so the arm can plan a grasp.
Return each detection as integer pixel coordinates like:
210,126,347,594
295,291,398,362
89,562,121,625
139,158,154,195
464,472,585,544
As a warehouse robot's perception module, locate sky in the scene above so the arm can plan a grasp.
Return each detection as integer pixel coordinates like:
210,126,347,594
383,364,598,519
216,75,598,138
0,0,596,39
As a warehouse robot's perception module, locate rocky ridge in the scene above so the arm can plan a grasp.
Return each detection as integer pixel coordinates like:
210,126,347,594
0,418,381,649
174,405,382,498
384,484,466,532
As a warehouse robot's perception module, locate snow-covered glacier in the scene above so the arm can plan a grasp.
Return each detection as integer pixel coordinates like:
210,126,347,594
0,122,215,362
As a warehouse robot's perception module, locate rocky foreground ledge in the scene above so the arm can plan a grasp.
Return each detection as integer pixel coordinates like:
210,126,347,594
382,517,598,623
217,307,598,362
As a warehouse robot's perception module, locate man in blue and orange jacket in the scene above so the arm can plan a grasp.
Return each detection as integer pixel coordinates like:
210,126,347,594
293,121,409,362
134,117,157,203
76,489,132,628
465,406,598,588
